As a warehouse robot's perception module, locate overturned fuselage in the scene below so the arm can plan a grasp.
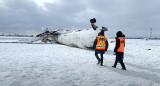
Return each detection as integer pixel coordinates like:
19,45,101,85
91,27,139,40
50,28,110,49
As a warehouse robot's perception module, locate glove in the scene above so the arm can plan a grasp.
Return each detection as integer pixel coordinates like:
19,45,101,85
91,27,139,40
113,52,116,55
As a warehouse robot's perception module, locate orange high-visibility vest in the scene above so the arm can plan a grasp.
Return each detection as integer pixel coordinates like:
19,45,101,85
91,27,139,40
96,36,107,50
117,37,125,52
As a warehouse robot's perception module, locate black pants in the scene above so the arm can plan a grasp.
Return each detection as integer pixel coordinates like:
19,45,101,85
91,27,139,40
95,52,103,66
113,52,126,69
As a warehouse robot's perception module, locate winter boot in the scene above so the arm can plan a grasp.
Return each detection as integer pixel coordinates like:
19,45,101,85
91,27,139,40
100,61,103,66
112,66,116,68
122,68,126,70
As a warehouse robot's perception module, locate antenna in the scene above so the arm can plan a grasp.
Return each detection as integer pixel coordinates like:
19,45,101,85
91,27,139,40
150,28,152,38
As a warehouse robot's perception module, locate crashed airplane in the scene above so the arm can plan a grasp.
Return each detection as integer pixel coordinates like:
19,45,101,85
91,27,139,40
22,18,110,49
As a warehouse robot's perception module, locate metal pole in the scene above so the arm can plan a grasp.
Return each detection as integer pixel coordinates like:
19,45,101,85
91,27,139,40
150,28,152,38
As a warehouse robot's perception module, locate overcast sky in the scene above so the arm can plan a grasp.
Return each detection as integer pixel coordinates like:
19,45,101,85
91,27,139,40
0,0,160,37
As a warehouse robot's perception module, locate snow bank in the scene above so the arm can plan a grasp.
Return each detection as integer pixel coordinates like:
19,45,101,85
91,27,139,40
0,36,33,43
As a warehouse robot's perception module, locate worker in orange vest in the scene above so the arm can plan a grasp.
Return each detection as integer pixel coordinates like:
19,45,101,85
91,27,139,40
93,30,108,66
112,31,126,70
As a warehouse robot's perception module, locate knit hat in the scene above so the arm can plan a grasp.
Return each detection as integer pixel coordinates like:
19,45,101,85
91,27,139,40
116,31,123,37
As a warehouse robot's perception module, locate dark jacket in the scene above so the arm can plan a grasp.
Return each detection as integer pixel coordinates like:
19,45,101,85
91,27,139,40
114,31,125,52
93,31,108,54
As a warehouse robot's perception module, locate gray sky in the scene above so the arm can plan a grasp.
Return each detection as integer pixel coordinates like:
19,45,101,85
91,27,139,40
0,0,160,37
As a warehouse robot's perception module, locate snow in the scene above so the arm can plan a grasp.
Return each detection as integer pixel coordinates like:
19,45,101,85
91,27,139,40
0,38,160,86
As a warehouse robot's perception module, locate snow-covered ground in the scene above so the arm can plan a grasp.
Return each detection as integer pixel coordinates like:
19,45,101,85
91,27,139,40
0,39,160,86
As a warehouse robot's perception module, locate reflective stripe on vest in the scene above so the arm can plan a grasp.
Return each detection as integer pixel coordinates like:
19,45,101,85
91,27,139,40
117,37,125,52
96,36,107,50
